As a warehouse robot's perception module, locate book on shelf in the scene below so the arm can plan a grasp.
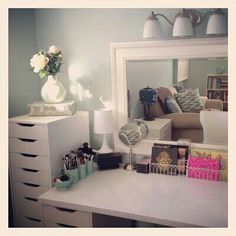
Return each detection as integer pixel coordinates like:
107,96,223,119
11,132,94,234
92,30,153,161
206,74,228,111
207,74,228,89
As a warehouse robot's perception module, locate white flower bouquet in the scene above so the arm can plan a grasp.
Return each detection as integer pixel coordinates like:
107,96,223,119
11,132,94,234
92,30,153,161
30,45,63,79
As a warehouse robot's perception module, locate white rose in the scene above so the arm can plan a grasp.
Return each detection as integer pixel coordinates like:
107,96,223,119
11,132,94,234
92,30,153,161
48,45,61,54
30,54,49,73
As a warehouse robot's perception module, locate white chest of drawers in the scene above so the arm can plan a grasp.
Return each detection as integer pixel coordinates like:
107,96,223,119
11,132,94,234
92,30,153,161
9,111,89,227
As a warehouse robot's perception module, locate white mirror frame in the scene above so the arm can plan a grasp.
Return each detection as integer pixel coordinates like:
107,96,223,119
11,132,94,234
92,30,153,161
110,37,228,155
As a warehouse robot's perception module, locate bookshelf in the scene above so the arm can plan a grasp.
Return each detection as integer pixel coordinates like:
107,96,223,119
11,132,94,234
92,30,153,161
207,74,228,111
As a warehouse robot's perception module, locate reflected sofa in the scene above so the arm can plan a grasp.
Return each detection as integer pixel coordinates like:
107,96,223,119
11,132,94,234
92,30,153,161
149,87,223,143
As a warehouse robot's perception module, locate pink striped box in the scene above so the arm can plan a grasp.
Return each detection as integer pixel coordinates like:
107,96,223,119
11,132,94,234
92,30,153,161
187,156,220,181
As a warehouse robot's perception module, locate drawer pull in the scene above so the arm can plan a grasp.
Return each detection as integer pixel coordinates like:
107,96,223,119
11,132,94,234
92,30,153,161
19,138,36,142
23,182,40,187
22,168,39,173
56,223,76,228
25,216,41,222
56,207,77,213
24,197,38,202
18,123,35,127
20,153,38,158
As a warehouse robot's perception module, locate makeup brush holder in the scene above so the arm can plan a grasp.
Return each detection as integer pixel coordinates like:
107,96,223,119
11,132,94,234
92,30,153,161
65,168,79,184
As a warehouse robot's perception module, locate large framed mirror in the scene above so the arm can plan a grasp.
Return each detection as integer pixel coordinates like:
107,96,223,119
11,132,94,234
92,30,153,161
110,37,227,155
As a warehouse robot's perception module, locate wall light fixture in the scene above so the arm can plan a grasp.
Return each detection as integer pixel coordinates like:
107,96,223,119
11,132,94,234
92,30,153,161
143,8,227,39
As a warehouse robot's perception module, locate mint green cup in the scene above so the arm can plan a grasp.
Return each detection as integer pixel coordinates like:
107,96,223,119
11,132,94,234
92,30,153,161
79,164,87,179
54,175,74,190
86,160,94,175
65,168,79,184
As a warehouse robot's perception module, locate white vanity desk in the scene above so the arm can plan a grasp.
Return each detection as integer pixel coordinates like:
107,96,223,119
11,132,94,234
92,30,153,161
39,37,228,227
39,168,227,227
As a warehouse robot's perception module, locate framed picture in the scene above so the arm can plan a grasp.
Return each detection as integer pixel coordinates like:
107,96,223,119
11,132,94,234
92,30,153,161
151,143,189,175
151,144,178,175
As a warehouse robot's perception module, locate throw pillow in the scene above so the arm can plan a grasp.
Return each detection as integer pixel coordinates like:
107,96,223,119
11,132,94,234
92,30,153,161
173,83,186,93
174,89,204,113
168,87,178,95
165,95,182,113
157,87,173,114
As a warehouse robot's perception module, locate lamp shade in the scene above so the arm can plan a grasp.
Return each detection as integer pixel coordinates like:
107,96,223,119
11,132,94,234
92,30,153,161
94,109,113,134
206,13,226,35
143,17,161,39
172,16,193,37
139,87,157,104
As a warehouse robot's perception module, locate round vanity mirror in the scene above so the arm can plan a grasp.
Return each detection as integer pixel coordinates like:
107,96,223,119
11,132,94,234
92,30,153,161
119,120,148,171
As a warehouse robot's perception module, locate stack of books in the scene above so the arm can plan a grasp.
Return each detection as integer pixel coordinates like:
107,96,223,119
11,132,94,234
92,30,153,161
28,101,76,116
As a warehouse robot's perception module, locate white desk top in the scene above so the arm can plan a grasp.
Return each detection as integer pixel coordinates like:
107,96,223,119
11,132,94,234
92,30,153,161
39,169,227,227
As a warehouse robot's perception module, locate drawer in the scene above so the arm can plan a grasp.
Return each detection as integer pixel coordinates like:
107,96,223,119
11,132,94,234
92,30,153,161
14,215,43,227
11,167,50,186
12,181,49,199
14,195,43,220
43,205,91,227
10,152,49,171
9,122,48,140
9,138,48,156
44,221,78,228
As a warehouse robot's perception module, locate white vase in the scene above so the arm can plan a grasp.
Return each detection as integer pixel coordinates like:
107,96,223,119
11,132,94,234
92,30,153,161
41,75,66,103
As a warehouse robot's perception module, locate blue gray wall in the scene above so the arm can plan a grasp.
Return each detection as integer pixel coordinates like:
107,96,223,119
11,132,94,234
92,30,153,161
9,8,227,148
184,58,228,95
9,9,41,117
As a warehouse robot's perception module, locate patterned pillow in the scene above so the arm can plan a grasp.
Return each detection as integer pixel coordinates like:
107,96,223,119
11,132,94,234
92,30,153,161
173,83,186,93
165,95,182,113
174,89,204,113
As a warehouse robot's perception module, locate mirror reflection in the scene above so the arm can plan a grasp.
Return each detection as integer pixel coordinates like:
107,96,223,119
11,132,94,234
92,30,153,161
127,57,228,143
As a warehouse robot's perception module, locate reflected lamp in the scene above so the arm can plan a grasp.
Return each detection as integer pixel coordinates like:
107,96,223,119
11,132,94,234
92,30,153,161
139,86,157,121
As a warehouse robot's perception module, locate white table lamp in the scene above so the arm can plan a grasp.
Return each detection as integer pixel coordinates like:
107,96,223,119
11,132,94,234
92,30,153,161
94,109,113,153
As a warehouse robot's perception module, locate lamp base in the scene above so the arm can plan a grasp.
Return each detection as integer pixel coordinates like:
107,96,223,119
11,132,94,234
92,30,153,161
96,146,114,154
143,103,155,121
143,117,155,121
96,134,113,154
